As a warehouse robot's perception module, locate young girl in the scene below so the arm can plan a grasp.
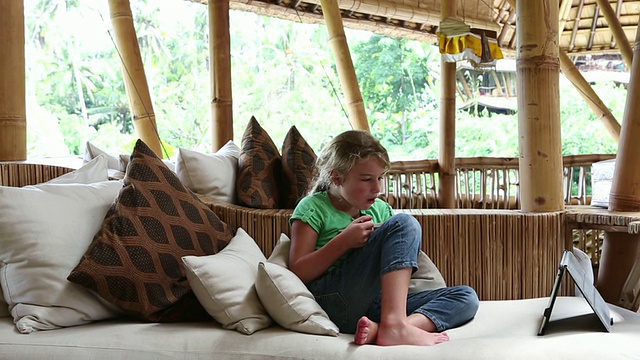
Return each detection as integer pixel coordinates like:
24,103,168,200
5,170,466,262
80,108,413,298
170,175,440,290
289,130,479,346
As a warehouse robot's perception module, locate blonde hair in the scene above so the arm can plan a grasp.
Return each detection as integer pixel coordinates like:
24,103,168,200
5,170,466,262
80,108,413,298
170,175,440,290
308,130,390,194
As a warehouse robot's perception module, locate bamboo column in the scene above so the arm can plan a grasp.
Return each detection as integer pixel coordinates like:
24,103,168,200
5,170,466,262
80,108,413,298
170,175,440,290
108,0,163,158
516,0,564,212
595,0,633,68
320,0,369,131
208,0,234,151
0,0,27,161
598,25,640,304
559,52,621,142
438,1,457,209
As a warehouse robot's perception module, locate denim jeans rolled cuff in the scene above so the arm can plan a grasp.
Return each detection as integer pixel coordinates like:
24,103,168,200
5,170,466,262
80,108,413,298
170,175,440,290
381,260,418,275
409,285,480,332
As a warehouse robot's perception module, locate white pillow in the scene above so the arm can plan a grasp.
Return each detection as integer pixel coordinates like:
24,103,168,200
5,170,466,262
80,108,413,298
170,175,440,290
182,228,271,335
175,141,240,203
83,141,120,171
47,154,109,184
255,262,339,336
0,180,123,333
0,155,110,319
257,234,338,335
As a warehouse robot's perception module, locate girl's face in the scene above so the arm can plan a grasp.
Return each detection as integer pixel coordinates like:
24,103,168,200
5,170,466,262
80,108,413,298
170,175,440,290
334,156,385,212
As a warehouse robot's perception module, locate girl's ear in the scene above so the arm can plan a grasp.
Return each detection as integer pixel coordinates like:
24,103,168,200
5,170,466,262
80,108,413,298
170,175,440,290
330,170,342,186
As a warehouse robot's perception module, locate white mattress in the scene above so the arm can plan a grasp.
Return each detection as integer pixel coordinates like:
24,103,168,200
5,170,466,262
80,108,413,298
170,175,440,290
0,297,639,360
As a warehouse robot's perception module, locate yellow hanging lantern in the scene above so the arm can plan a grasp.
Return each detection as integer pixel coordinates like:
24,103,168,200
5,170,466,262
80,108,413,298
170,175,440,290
438,17,504,70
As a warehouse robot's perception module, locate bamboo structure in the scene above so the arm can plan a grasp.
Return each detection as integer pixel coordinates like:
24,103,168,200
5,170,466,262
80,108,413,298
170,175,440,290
208,0,234,151
598,24,640,304
559,52,621,141
595,0,633,68
516,0,564,213
320,0,369,131
108,0,163,158
438,0,457,209
0,0,27,161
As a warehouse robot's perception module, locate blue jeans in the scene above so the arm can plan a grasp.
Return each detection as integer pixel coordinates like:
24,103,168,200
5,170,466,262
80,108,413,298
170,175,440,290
307,213,479,334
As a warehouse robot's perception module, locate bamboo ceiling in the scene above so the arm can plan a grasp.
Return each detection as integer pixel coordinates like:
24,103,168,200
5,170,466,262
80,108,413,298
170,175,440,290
187,0,640,56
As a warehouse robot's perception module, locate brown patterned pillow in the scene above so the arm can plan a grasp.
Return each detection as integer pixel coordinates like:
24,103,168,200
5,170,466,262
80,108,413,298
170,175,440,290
236,116,282,209
68,139,234,322
281,126,317,209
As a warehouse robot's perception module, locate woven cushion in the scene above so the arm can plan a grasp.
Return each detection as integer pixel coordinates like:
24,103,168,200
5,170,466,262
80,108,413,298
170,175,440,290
236,116,281,209
68,139,234,322
280,126,317,209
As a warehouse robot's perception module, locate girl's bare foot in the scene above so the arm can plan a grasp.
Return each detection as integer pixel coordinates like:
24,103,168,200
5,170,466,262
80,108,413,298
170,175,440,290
354,316,379,345
375,320,449,346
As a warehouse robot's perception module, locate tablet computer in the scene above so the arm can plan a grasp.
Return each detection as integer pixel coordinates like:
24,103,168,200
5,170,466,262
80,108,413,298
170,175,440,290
537,250,612,335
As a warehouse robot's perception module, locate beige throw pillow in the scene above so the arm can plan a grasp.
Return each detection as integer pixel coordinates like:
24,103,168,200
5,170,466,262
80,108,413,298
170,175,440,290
0,155,112,321
0,180,123,333
182,228,272,335
254,234,339,335
175,141,240,203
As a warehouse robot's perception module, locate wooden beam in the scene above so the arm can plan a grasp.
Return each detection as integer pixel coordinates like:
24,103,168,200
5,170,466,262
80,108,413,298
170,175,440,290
595,0,633,68
208,0,234,151
515,0,564,212
569,0,585,52
109,0,163,158
599,23,640,306
320,0,369,131
0,0,26,161
559,52,621,142
438,0,457,209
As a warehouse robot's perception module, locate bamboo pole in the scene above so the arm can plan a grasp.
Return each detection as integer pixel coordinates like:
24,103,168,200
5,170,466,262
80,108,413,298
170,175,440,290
208,0,234,151
320,0,369,131
516,0,564,212
457,72,473,100
0,0,27,161
595,0,633,68
108,0,163,158
597,25,640,305
559,52,621,141
491,71,504,96
438,0,457,209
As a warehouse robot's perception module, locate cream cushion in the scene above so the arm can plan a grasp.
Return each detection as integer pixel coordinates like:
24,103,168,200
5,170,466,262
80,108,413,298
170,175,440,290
255,261,339,336
0,178,122,333
0,155,110,319
1,297,639,359
175,140,240,203
83,141,120,171
182,228,271,335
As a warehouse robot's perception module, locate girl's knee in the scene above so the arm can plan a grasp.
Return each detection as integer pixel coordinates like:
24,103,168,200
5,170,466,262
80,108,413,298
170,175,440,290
457,285,480,314
390,213,421,234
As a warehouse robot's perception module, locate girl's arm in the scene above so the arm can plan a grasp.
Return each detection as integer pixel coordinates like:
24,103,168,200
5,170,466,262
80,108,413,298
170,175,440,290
289,216,374,284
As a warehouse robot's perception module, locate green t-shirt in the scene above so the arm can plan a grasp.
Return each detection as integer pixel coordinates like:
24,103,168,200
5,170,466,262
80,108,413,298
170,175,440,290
290,191,394,271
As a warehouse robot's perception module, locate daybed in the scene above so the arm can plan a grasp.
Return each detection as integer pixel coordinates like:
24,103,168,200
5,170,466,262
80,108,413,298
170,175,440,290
1,153,639,360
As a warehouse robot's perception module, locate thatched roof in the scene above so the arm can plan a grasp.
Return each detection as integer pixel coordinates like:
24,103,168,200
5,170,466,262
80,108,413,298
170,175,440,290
187,0,639,56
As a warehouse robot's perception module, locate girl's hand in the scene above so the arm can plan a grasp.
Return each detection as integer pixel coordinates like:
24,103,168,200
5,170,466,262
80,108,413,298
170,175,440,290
341,215,375,248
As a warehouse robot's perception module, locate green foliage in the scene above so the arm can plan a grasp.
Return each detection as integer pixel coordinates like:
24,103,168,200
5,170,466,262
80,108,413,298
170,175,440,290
23,0,623,162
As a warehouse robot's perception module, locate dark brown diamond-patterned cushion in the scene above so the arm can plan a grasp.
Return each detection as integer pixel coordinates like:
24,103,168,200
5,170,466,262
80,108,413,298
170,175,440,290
68,139,234,322
281,126,317,209
236,116,282,209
